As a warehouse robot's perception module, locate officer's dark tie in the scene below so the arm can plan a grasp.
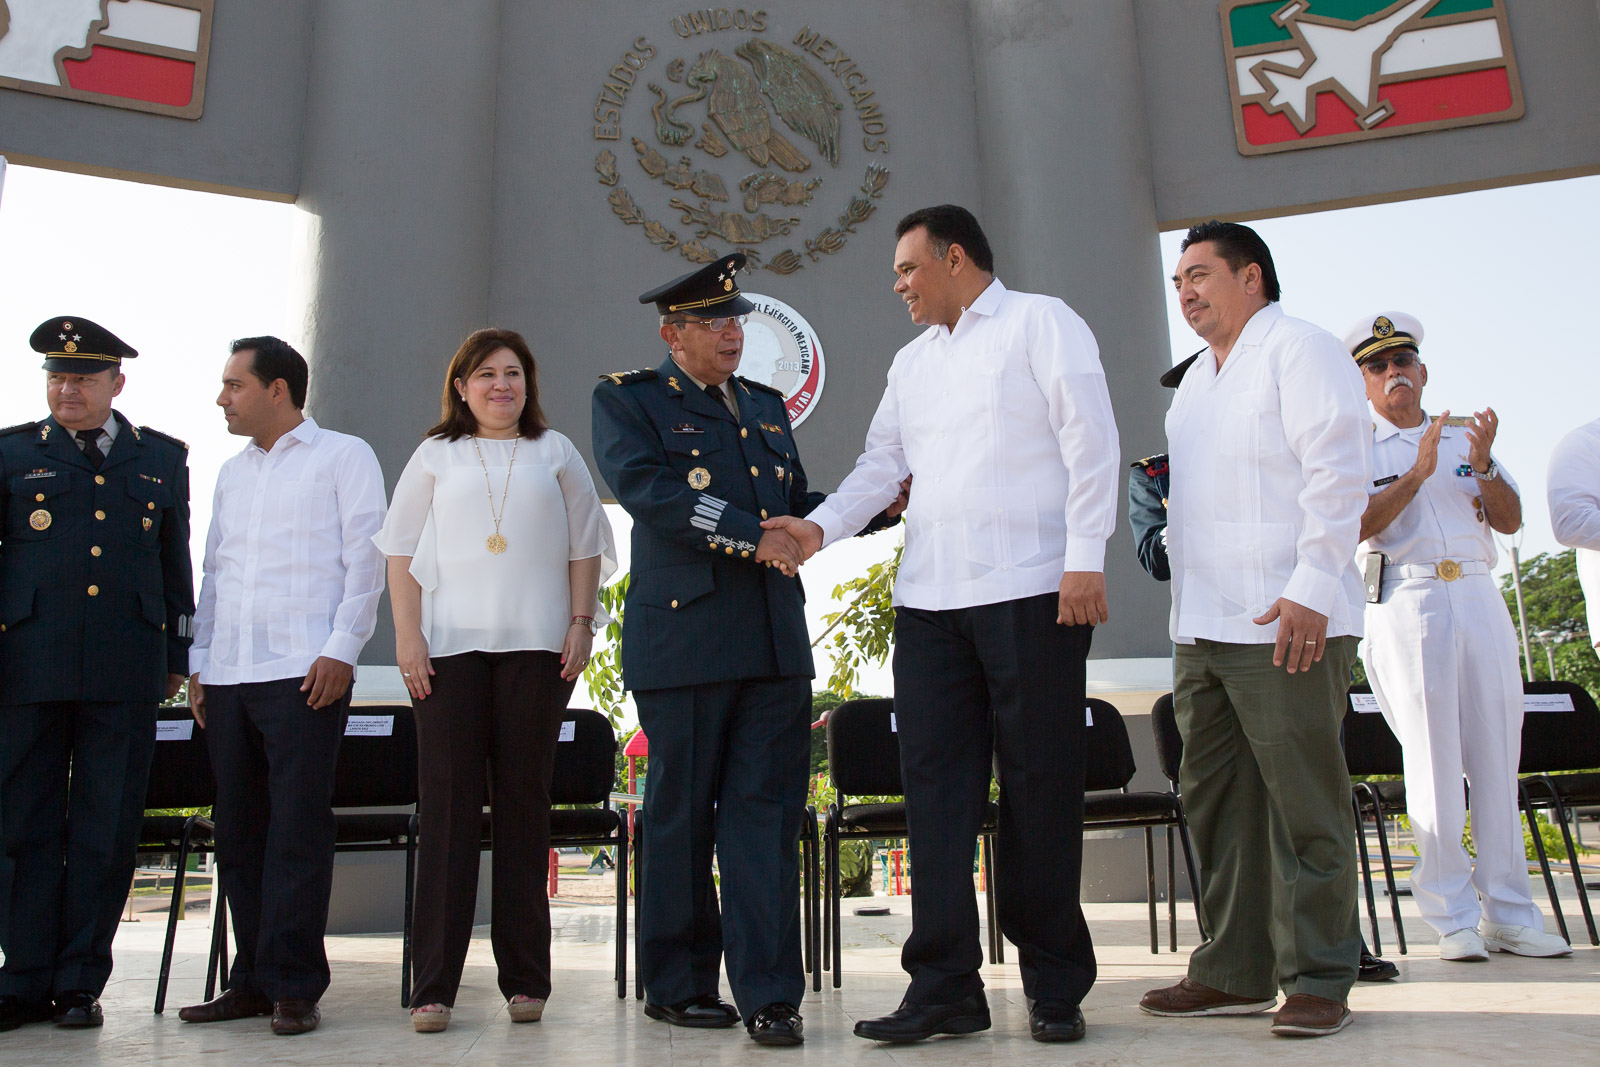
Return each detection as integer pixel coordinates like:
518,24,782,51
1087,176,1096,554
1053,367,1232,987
705,382,734,417
75,428,105,469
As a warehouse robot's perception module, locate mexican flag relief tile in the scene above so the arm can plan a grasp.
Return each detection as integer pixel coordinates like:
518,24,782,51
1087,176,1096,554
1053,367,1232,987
0,0,212,120
1221,0,1523,156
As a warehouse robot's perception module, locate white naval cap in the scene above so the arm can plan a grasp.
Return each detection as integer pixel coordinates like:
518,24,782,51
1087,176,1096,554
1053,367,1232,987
1342,311,1424,364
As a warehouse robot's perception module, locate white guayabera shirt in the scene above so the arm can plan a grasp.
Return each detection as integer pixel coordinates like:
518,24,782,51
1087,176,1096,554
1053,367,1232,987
1166,302,1372,645
1548,417,1600,656
191,418,388,684
808,278,1120,610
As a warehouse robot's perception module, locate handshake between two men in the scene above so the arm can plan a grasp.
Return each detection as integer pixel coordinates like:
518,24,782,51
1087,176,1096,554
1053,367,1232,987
753,474,1109,628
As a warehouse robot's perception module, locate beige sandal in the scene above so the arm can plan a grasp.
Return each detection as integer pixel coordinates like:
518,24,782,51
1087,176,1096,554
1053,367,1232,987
411,1003,450,1032
508,995,545,1023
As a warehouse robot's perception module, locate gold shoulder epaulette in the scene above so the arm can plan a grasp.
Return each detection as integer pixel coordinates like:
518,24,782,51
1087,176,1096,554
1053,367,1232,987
139,426,189,449
1130,453,1168,470
738,376,784,397
598,368,659,386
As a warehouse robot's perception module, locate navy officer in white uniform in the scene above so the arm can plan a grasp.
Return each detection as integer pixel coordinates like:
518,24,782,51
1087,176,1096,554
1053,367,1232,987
1348,311,1568,962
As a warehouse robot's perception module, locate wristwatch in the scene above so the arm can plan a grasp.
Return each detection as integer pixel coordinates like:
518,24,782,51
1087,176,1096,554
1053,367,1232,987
1472,460,1498,481
571,615,600,635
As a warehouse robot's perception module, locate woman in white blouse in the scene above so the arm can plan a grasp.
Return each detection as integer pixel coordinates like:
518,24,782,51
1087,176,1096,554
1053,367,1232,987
373,328,615,1033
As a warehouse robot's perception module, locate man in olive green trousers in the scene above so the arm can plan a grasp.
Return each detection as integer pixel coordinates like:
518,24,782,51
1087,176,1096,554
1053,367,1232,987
1140,221,1371,1038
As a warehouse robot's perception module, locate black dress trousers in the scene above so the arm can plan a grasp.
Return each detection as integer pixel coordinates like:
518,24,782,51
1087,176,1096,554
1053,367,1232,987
204,677,349,1002
0,701,157,999
891,591,1097,1007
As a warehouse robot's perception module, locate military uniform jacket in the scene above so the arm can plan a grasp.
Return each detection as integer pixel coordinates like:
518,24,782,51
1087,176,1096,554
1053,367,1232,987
0,411,194,704
1128,453,1171,582
593,358,828,692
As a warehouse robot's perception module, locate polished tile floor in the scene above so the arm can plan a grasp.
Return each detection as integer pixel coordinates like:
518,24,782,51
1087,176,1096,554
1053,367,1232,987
4,888,1598,1064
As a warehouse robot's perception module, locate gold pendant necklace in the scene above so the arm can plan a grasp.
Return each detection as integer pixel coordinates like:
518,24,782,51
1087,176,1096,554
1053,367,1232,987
472,435,518,554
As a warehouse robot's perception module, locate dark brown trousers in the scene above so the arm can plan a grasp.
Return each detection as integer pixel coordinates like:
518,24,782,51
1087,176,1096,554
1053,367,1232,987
408,649,574,1008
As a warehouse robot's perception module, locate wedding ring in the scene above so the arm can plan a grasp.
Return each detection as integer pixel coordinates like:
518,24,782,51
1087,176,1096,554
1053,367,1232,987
402,671,412,677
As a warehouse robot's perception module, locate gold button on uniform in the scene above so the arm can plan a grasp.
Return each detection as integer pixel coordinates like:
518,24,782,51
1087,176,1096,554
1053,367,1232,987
691,448,700,456
95,510,106,520
725,546,734,554
95,475,105,485
760,509,768,519
671,599,679,609
750,465,759,476
147,501,155,510
87,585,99,596
741,428,748,438
90,546,102,557
740,550,750,558
34,493,44,502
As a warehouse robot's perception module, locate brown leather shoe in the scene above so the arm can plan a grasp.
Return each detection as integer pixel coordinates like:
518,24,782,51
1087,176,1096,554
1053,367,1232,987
1139,976,1276,1017
1270,993,1352,1037
271,997,320,1035
178,987,273,1023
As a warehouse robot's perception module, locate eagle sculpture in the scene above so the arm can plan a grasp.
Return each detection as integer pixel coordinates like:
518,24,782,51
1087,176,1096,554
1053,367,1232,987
735,40,842,166
684,48,817,173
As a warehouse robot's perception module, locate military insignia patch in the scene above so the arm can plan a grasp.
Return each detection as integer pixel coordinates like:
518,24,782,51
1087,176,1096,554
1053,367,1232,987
29,510,52,531
1374,315,1394,338
144,517,154,530
688,467,711,490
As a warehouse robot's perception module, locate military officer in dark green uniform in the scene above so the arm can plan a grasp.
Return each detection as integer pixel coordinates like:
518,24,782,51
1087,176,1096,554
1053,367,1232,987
0,317,193,1032
593,255,895,1047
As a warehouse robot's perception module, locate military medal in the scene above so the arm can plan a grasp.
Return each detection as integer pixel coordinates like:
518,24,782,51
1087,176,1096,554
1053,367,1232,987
688,467,711,490
29,509,51,531
471,435,519,555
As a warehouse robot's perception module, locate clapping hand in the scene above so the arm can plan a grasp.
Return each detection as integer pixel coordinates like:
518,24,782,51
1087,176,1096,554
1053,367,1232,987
1465,406,1498,473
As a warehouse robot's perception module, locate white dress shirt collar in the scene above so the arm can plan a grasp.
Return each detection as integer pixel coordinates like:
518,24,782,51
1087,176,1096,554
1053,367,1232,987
246,415,318,455
1371,409,1432,443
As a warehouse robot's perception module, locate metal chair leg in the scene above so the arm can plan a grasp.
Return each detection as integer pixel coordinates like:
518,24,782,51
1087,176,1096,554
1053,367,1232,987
1144,826,1158,954
1531,775,1598,945
634,814,645,1000
1352,791,1382,954
1364,789,1407,954
828,818,842,988
1174,804,1207,942
1521,781,1570,945
614,819,627,1004
402,817,417,1008
984,835,1004,964
1166,823,1178,952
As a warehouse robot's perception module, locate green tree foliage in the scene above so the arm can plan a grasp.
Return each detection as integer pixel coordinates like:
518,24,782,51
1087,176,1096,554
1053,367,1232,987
583,574,631,726
1500,549,1598,694
815,543,901,698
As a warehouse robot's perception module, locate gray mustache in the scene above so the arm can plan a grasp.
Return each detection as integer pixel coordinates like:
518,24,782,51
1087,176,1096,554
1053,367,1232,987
1384,375,1416,395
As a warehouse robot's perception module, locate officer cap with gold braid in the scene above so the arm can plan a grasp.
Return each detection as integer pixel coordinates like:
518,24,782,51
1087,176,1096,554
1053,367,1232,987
639,253,756,318
1342,311,1424,365
29,315,138,373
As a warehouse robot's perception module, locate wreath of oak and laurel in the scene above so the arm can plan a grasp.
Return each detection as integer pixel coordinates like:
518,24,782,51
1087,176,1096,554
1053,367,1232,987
594,36,889,274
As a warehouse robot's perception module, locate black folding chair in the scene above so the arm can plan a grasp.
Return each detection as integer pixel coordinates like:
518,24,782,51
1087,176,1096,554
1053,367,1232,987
1516,680,1600,946
822,698,999,989
142,714,224,1014
1342,685,1410,955
544,709,628,997
322,707,422,1006
1145,694,1208,951
1080,697,1204,954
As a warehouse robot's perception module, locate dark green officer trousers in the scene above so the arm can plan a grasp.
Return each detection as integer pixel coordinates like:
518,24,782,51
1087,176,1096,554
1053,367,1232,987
1175,636,1360,1004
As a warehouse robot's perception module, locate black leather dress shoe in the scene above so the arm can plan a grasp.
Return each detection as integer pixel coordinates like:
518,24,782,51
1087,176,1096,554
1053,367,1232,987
0,996,55,1032
643,994,741,1028
178,986,274,1023
1028,999,1086,1042
270,997,320,1035
52,990,103,1028
747,1002,804,1046
1358,949,1398,981
853,991,991,1043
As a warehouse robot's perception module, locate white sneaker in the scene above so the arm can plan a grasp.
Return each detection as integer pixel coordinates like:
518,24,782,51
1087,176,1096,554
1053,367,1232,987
1438,927,1488,962
1478,920,1572,957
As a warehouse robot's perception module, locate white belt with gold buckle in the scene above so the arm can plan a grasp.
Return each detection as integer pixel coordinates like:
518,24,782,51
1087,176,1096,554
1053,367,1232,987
1388,559,1490,582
